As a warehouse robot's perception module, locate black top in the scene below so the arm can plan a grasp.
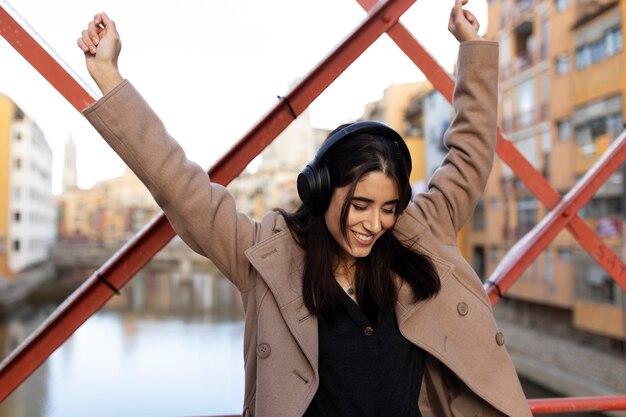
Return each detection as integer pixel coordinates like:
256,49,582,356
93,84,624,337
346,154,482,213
304,284,425,417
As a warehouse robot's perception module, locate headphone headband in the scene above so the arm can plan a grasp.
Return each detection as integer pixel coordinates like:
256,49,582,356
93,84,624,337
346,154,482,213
297,121,412,214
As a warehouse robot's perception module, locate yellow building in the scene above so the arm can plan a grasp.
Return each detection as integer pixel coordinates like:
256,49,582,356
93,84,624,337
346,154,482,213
0,95,55,278
362,82,434,185
484,0,625,342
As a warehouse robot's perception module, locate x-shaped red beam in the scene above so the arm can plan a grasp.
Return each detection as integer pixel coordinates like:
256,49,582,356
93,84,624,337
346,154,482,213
355,0,626,303
0,1,624,413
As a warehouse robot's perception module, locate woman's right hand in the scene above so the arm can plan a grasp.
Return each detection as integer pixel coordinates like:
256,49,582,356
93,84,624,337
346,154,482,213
77,12,124,95
448,0,483,43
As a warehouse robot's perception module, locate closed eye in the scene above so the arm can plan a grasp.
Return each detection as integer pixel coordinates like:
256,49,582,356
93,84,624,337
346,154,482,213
352,203,367,211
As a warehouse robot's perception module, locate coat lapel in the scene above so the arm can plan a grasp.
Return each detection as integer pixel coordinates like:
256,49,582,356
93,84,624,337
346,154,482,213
244,231,319,373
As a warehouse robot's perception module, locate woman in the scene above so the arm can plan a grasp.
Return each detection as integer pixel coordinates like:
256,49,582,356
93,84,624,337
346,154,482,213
77,1,532,416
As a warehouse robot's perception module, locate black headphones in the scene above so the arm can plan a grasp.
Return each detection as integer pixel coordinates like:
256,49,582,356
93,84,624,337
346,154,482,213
297,120,412,214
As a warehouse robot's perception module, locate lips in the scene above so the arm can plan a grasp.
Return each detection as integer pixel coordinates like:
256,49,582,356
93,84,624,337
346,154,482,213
351,230,375,245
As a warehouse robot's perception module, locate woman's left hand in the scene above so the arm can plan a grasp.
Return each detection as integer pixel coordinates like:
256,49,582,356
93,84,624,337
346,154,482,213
448,0,483,42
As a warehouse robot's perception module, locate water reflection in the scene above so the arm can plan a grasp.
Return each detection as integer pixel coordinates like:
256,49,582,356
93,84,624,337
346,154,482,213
0,270,245,417
0,269,606,417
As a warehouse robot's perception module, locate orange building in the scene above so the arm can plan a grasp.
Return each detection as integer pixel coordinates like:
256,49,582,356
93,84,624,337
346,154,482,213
484,0,625,344
362,82,433,185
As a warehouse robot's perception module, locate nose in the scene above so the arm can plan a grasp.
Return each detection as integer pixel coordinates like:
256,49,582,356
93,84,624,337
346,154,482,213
363,210,382,234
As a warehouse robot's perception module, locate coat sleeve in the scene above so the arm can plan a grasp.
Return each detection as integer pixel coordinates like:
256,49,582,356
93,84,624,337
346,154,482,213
408,40,499,244
82,81,259,292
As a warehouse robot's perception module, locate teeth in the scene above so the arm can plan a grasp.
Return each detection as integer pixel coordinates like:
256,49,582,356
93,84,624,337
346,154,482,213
353,231,373,241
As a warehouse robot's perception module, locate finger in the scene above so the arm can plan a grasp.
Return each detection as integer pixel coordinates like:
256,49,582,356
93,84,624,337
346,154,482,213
100,12,115,26
87,21,100,46
464,10,480,29
454,0,465,18
81,29,97,54
77,37,90,53
99,12,116,31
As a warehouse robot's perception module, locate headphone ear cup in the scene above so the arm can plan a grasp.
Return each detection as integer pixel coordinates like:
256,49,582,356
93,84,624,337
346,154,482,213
297,165,316,209
297,162,333,214
315,162,332,214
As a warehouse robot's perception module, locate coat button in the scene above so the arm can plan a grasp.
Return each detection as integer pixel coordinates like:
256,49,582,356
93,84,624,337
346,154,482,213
457,302,468,316
364,326,374,336
257,342,271,358
495,332,505,346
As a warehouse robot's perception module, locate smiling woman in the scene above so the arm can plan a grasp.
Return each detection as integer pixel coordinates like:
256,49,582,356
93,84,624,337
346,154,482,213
75,2,531,416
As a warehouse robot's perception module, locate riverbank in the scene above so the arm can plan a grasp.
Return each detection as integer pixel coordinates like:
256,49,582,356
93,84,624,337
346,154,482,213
0,261,54,317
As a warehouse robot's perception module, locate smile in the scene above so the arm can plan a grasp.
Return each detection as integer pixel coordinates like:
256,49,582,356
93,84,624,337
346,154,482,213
351,230,374,244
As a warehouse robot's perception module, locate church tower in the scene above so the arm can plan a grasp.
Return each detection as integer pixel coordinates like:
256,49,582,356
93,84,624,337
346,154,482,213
63,135,77,192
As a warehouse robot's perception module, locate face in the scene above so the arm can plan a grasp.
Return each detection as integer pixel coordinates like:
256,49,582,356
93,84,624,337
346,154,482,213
325,171,400,264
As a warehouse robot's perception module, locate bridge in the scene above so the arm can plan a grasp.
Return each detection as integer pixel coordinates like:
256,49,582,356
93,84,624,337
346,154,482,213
0,0,625,415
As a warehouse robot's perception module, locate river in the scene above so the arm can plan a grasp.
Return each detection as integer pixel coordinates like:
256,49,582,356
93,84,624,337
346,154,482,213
0,272,603,417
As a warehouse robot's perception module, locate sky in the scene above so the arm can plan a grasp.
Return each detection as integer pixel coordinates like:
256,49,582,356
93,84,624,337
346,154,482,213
0,0,487,194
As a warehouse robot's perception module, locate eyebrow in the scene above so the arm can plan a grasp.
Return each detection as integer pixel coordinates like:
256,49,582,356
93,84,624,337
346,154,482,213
352,196,399,205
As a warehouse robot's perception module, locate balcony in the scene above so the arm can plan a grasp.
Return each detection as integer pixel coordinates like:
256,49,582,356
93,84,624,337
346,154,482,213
502,102,548,132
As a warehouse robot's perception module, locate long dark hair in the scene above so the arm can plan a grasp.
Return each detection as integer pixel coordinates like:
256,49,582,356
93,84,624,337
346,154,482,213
278,126,440,323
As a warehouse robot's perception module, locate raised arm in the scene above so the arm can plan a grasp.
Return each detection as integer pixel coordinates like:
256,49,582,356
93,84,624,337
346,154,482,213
77,12,124,94
399,0,499,243
77,13,260,292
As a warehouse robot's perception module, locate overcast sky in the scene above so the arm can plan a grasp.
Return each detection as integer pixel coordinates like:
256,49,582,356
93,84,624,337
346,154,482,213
0,0,487,194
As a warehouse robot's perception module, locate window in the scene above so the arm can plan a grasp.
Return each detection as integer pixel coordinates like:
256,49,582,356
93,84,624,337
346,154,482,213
555,53,569,75
490,246,500,263
13,211,20,222
605,27,622,57
575,112,623,149
13,240,20,252
472,199,485,231
576,26,623,69
581,196,622,218
558,248,572,261
517,196,537,237
557,119,571,141
13,158,21,169
586,266,616,302
544,250,553,283
515,79,535,129
473,246,486,279
555,0,569,12
14,131,22,141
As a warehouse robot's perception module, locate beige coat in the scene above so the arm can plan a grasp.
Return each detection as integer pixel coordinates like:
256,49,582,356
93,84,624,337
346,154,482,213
84,40,532,417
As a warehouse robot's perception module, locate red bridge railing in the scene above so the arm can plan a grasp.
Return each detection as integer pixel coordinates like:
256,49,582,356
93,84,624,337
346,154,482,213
0,0,624,414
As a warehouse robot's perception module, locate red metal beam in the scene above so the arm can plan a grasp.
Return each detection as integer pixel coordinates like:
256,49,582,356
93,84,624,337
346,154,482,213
356,0,626,298
357,0,454,102
486,129,626,304
200,396,626,416
0,0,416,402
529,395,626,414
0,6,94,111
495,131,626,295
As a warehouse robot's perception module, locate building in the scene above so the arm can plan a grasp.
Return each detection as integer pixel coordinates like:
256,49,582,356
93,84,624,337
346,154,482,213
0,95,55,278
57,167,159,245
363,82,434,186
228,109,329,218
483,0,625,347
570,0,625,343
